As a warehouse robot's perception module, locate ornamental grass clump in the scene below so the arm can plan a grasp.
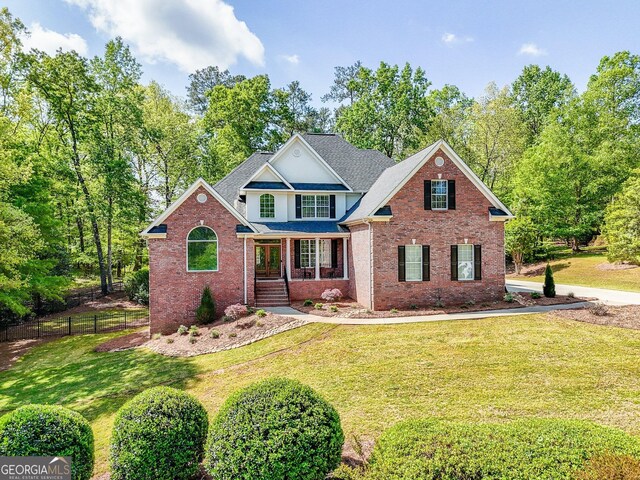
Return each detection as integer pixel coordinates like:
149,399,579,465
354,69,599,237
110,386,208,480
205,378,344,480
0,404,94,480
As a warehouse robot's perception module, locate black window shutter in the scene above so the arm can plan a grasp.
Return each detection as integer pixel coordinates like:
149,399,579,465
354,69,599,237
294,240,301,268
424,180,432,210
329,195,336,218
398,246,406,282
331,239,338,268
474,245,482,280
448,180,456,210
450,245,458,281
295,195,302,218
422,245,430,281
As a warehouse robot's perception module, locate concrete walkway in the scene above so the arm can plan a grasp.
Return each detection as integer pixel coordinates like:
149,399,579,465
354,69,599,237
265,302,593,326
506,280,640,306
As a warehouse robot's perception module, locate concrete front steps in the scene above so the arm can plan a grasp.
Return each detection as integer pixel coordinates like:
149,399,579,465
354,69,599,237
255,279,290,307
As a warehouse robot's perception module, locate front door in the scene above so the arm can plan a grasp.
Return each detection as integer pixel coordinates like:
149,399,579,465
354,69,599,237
255,244,281,278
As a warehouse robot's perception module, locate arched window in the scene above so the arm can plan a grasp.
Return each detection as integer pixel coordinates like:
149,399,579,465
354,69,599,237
260,194,275,218
187,226,218,271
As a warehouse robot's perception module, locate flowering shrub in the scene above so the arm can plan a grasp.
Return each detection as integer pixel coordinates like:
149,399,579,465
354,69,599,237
224,303,249,321
321,288,343,302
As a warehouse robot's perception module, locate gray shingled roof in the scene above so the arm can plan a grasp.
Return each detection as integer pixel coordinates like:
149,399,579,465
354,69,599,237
213,152,272,216
212,134,395,217
301,133,395,192
342,142,437,223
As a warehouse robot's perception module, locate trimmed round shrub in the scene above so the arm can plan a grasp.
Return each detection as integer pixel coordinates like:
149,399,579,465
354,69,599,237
367,419,640,480
110,386,209,480
205,377,344,480
0,404,94,480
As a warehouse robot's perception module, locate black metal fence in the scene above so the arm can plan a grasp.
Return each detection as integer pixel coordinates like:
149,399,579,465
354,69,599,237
290,263,345,280
1,309,148,342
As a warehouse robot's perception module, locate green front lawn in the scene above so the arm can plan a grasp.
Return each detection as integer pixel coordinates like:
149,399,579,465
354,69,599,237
2,316,640,477
508,247,640,292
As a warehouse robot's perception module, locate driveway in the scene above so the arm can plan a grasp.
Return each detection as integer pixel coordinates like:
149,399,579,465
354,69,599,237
506,279,640,306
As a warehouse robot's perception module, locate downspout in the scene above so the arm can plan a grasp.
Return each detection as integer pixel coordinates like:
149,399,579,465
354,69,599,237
368,220,374,310
243,236,247,304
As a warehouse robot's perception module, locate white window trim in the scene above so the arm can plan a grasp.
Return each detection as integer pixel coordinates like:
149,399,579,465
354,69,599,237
300,239,316,268
301,194,331,219
186,226,219,272
259,193,275,219
405,244,423,282
431,179,448,211
457,244,474,281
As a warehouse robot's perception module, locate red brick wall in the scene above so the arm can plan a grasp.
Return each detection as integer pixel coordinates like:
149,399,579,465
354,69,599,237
349,224,372,308
288,279,350,301
148,186,251,334
370,148,506,310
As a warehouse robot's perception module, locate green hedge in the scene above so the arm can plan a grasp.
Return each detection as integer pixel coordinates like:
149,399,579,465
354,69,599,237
367,419,640,480
110,386,209,480
0,404,94,480
123,267,149,305
205,377,344,480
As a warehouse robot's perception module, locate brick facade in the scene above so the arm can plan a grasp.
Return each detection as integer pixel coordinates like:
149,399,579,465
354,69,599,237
147,149,506,329
369,149,505,310
148,186,253,334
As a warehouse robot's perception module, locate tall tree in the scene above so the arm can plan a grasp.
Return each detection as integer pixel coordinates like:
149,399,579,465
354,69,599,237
467,83,526,199
186,65,245,114
335,62,433,158
272,80,318,137
422,84,473,155
321,61,363,105
511,65,574,144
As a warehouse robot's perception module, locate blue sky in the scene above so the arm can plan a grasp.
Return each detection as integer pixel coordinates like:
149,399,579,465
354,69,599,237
6,0,640,106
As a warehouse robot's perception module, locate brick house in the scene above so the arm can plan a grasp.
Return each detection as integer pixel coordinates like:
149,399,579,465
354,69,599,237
142,134,513,333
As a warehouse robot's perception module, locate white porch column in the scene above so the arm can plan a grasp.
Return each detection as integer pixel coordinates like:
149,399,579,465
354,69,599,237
315,237,320,280
343,237,349,280
286,237,291,280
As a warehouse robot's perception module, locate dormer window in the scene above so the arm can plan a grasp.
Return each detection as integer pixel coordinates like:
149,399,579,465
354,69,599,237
259,194,275,218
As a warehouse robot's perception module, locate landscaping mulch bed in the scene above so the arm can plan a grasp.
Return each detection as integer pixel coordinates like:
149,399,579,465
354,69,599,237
551,304,640,330
141,313,307,357
293,292,585,319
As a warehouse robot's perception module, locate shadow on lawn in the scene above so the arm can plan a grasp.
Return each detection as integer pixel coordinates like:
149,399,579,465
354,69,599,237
0,333,197,422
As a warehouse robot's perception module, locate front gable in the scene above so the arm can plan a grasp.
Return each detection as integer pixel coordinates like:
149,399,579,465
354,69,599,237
268,134,351,189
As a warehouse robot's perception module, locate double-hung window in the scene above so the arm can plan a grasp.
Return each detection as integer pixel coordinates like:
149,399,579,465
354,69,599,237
300,239,316,268
431,179,448,210
405,245,422,281
301,195,330,218
457,244,474,280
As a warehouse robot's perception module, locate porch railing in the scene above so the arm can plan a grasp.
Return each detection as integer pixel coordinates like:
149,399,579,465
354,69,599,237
290,263,344,280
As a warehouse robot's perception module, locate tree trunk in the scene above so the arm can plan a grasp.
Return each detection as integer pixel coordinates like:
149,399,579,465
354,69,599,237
107,196,114,291
68,121,109,295
571,237,581,253
76,216,85,253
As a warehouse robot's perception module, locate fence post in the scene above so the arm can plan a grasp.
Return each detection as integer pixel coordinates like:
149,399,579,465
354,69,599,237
68,317,72,336
94,314,97,334
37,318,40,338
124,310,127,329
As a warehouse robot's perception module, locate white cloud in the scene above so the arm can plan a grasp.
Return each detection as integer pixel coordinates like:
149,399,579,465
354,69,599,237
21,22,88,55
441,32,473,45
518,43,547,57
65,0,265,72
279,54,299,65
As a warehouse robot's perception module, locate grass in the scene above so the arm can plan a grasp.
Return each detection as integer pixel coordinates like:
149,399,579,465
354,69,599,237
2,316,640,476
508,247,640,292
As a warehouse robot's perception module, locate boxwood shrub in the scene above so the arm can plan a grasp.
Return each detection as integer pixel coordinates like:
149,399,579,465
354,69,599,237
0,404,94,480
110,386,209,480
205,377,344,480
367,418,640,480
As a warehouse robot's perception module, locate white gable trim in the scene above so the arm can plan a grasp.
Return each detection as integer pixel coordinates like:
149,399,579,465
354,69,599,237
268,134,353,192
240,162,293,190
363,140,513,218
141,178,255,236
